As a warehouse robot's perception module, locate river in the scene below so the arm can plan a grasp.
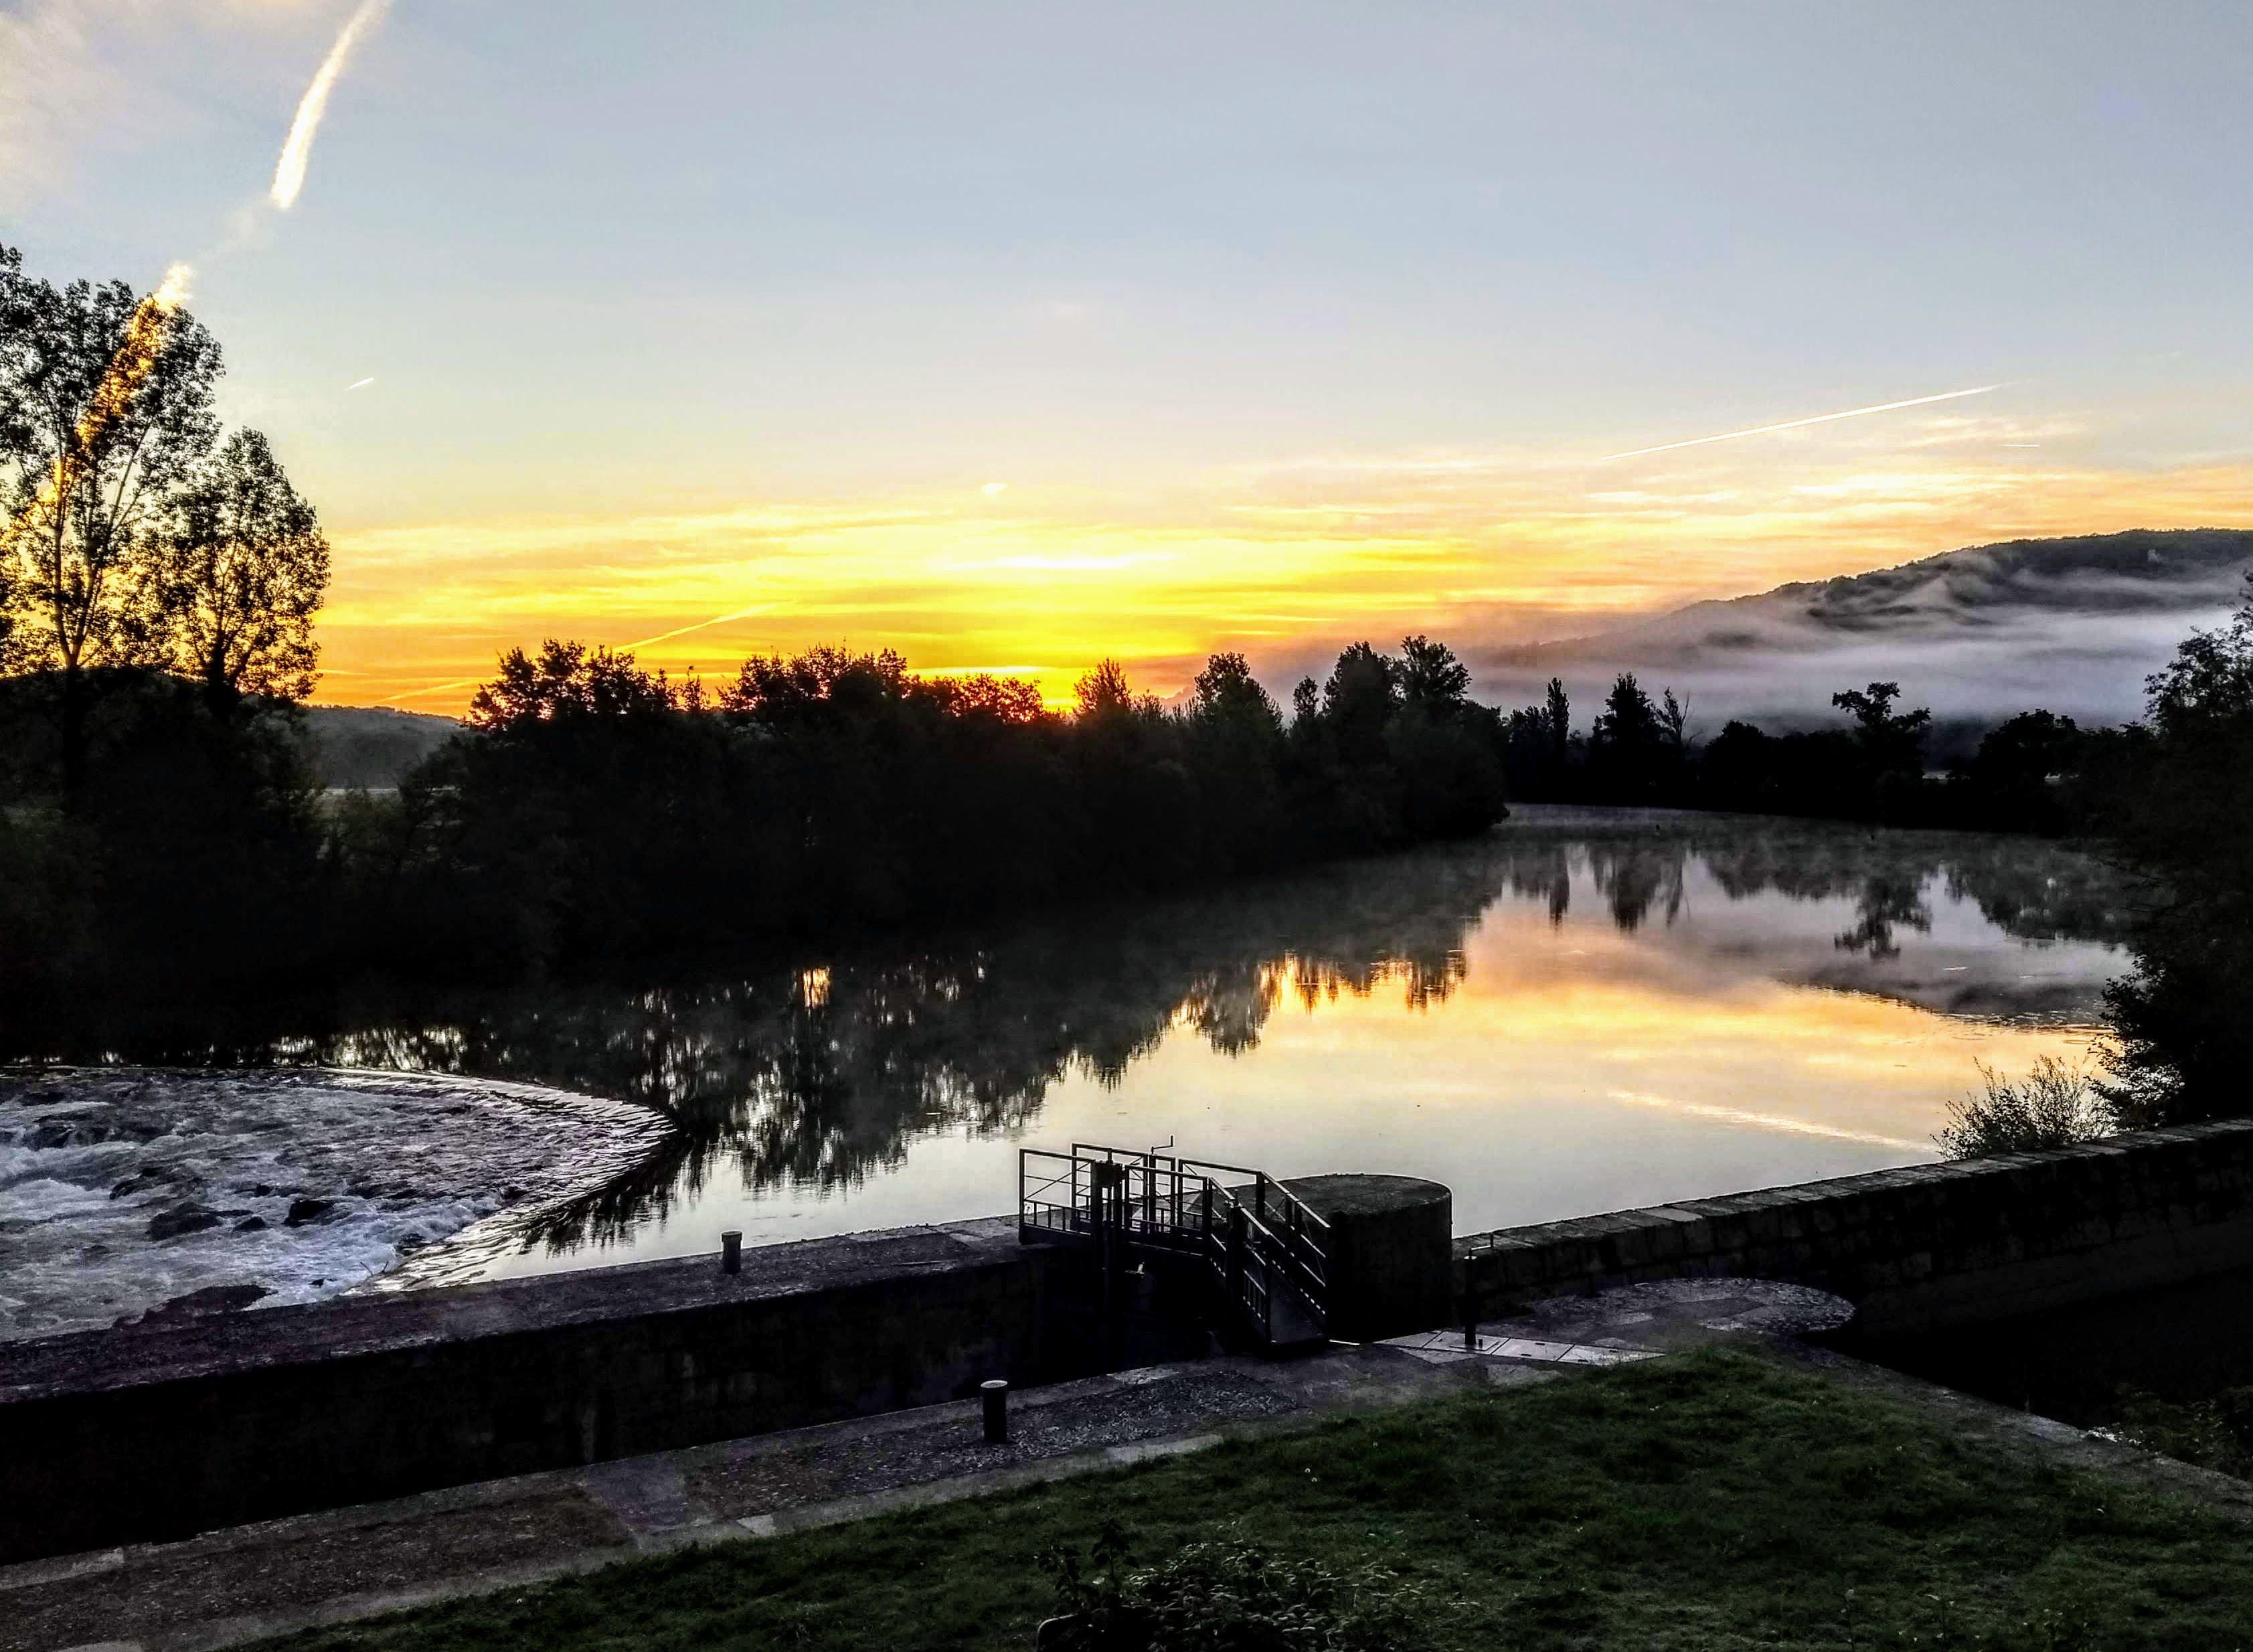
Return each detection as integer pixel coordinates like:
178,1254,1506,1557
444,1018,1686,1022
1,806,2138,1329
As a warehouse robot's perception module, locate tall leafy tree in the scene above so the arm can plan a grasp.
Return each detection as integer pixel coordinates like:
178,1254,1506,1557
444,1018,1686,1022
1396,633,1471,717
0,249,223,790
1321,641,1398,765
1189,651,1281,731
1831,681,1930,776
155,428,330,717
1544,676,1572,774
2096,577,2253,1123
0,245,27,671
1588,673,1673,801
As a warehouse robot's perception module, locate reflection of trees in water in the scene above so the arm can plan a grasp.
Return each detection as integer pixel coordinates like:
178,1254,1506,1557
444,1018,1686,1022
1830,872,1931,960
1500,841,1573,927
297,846,1517,1250
1586,845,1686,933
19,814,2135,1257
1483,820,2135,960
500,825,2122,1248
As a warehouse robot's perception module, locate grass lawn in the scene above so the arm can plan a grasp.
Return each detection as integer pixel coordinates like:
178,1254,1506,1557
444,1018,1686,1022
270,1347,2253,1651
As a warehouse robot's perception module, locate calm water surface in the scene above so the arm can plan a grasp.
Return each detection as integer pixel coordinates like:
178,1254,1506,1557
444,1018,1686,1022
307,806,2136,1287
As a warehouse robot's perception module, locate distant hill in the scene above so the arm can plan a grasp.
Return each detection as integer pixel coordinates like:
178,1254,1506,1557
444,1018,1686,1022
300,706,460,789
1476,528,2253,733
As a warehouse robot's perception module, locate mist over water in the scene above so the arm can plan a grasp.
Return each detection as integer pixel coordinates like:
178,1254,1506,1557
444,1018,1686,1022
2,809,2135,1318
250,811,2152,1280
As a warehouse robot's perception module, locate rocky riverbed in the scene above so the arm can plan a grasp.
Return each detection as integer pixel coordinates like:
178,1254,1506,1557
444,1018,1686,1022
0,1067,668,1343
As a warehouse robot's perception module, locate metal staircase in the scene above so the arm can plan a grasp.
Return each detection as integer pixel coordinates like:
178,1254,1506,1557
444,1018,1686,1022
1018,1144,1330,1351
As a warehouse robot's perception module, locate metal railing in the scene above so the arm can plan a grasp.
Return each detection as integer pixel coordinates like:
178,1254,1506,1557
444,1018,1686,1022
1018,1143,1330,1347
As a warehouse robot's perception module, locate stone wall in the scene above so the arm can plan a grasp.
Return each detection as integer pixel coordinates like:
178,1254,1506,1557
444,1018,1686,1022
0,1219,1072,1565
1457,1120,2253,1334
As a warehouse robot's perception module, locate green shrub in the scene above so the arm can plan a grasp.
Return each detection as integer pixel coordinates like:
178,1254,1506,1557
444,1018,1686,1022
1935,1055,2109,1158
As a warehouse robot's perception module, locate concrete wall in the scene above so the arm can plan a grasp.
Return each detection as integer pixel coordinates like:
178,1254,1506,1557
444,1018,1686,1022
1284,1175,1453,1343
0,1219,1074,1564
19,1121,2253,1566
1458,1120,2253,1334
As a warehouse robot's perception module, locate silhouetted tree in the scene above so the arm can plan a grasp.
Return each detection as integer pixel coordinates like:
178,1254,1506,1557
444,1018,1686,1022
1832,680,1930,817
1588,673,1673,803
0,248,223,794
1398,633,1471,716
1385,635,1507,838
1949,710,2080,834
1503,676,1577,802
1185,652,1286,872
1546,677,1572,776
1659,687,1690,752
155,428,329,718
1322,642,1399,765
2091,577,2253,1125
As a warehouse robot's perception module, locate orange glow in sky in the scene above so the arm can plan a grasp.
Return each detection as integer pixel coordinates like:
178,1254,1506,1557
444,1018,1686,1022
317,440,2253,712
11,8,2250,714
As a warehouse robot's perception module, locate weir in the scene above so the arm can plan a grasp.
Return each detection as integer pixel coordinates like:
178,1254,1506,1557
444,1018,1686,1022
7,1119,2253,1565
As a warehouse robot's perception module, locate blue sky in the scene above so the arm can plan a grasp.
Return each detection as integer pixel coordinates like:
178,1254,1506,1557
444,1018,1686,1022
7,1,2250,705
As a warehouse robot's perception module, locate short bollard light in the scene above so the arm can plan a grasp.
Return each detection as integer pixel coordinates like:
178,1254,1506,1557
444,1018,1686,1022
1464,1319,1479,1351
722,1230,742,1274
981,1378,1009,1444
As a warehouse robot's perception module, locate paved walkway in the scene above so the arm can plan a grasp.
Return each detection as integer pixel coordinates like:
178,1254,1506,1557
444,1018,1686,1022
9,1276,2246,1652
6,1340,1562,1652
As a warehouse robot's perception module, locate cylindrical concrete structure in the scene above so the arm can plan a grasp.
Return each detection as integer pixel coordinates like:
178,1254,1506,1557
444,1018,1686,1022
1281,1173,1452,1343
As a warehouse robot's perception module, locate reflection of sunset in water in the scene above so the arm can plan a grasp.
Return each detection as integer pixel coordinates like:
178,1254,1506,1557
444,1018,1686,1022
393,814,2127,1281
1039,930,2101,1238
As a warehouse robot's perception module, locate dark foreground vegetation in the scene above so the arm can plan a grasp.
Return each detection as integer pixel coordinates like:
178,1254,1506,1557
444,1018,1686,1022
259,1349,2253,1652
348,631,1510,971
0,632,1509,990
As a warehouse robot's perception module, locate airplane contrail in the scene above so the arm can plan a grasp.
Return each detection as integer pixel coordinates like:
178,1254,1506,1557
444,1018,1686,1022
1596,384,2003,463
272,0,392,212
381,676,484,707
621,604,776,651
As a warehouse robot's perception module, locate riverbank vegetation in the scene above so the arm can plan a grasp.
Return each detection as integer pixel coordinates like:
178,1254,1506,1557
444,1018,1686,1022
1505,670,2102,837
348,632,1508,974
264,1348,2253,1652
0,630,1509,998
1934,1056,2111,1159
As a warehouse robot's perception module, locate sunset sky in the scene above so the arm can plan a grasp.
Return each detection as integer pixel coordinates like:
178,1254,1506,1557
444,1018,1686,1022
7,1,2252,711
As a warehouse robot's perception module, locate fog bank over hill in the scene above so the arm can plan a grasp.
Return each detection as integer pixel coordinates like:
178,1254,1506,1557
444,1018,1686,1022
1475,529,2253,733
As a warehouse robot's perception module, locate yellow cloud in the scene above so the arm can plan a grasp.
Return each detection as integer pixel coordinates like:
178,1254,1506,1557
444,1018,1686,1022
316,445,2253,711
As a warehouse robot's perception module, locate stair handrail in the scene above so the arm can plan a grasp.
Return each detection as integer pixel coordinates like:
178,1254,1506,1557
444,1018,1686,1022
1020,1142,1332,1345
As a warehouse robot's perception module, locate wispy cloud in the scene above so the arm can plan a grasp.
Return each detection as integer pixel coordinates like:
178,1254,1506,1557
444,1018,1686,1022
272,0,390,212
1595,386,2003,463
1608,1088,1928,1151
313,446,2253,712
1,1,329,207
